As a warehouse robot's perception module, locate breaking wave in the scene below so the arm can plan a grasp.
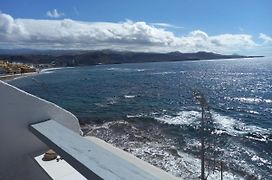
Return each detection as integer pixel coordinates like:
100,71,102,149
154,110,272,142
95,96,120,107
151,71,177,75
224,97,272,104
82,120,243,179
40,67,74,73
124,95,136,99
155,111,200,125
107,67,146,72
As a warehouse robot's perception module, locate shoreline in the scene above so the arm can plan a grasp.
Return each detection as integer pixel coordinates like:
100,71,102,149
0,72,38,81
0,67,75,82
40,67,75,73
0,56,266,82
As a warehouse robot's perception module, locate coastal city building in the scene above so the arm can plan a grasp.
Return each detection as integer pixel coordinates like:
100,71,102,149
0,60,36,74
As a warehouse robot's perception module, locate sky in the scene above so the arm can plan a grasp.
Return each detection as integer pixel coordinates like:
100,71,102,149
0,0,271,55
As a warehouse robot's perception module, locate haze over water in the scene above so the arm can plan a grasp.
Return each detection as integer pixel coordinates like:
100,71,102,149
10,57,272,179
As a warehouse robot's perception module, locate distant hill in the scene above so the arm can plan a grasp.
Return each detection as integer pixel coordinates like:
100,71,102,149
0,49,264,67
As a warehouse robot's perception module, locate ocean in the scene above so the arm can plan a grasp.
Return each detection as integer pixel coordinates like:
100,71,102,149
9,57,272,179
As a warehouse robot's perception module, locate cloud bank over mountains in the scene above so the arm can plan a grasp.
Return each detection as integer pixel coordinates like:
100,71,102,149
0,12,271,54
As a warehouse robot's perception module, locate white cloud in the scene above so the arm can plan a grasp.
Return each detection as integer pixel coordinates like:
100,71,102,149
259,33,272,44
46,9,65,18
151,23,184,29
0,12,269,55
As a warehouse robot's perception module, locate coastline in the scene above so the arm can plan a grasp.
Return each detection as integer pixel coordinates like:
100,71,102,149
0,72,38,81
40,67,75,73
0,67,75,82
0,56,265,82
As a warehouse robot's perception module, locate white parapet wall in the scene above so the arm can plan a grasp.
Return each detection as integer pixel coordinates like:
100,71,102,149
0,80,82,179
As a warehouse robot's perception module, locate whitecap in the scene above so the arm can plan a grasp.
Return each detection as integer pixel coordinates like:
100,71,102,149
94,102,109,108
107,67,130,72
124,95,136,99
211,112,271,142
247,110,259,115
107,67,146,72
224,97,272,104
154,110,271,142
151,71,177,75
41,71,54,74
126,114,143,118
106,97,119,105
155,111,200,125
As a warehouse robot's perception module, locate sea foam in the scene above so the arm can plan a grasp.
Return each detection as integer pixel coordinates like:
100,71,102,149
154,110,272,142
224,97,272,104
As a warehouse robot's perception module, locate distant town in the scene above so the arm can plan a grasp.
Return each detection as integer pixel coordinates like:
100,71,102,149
0,60,53,76
0,60,35,75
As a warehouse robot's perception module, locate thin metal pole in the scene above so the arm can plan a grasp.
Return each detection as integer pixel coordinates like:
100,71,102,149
201,106,205,180
220,161,223,180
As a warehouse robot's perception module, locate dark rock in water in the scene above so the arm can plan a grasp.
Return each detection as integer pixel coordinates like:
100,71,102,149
167,146,181,157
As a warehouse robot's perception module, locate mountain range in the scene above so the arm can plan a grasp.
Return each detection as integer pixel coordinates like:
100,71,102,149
0,49,263,67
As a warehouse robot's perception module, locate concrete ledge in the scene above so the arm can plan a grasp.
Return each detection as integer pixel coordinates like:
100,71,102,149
30,120,179,180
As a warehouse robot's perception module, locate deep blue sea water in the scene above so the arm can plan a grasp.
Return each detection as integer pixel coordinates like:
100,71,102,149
10,58,272,179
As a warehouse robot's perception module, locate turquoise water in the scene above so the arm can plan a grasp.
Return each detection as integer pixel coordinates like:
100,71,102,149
10,58,272,179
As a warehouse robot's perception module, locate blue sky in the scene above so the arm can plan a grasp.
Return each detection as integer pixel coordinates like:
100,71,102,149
0,0,271,55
